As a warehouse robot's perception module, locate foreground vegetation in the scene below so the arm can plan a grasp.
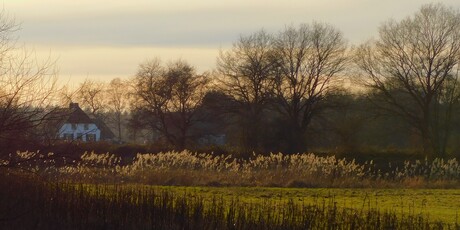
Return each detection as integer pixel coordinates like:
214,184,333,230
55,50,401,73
1,172,458,229
2,150,460,229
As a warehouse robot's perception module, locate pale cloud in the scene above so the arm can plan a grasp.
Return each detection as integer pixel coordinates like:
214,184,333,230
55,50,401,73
11,0,460,46
3,0,460,83
9,0,460,46
31,44,219,85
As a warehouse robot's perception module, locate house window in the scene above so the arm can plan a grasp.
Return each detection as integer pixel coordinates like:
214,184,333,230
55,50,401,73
84,124,89,130
87,134,96,142
76,133,83,141
71,124,77,130
63,133,73,141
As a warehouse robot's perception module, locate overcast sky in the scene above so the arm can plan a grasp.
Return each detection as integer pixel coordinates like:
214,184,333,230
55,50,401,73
4,0,460,85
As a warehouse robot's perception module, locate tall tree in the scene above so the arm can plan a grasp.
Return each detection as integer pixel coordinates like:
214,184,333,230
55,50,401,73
0,10,60,152
76,79,106,117
216,30,276,151
106,78,129,142
132,59,209,149
272,23,348,153
354,3,460,156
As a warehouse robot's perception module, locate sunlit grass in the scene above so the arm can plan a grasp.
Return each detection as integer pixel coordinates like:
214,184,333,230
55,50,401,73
1,174,456,229
77,185,460,224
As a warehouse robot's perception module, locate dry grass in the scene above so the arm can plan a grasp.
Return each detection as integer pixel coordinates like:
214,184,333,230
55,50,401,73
3,150,459,188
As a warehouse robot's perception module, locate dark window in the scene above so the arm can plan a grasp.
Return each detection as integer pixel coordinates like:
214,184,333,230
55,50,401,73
84,124,89,130
71,124,77,130
87,134,96,142
63,133,73,141
76,133,83,140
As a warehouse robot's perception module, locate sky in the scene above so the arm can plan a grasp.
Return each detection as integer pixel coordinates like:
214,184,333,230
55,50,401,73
4,0,460,86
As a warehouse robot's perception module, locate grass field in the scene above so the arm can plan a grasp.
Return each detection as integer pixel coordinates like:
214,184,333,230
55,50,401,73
1,174,459,229
138,186,460,224
80,184,460,224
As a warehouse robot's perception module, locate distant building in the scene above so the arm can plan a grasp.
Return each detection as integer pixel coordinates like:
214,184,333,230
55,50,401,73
52,103,115,142
198,134,226,146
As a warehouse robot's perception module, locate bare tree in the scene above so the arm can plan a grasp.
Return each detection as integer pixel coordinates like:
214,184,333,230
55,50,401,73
106,78,128,142
76,79,106,117
216,30,276,151
272,23,348,153
0,10,60,152
354,3,460,156
59,85,79,107
132,59,209,149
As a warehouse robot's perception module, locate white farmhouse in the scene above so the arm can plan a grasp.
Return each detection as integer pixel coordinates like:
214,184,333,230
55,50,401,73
55,103,113,142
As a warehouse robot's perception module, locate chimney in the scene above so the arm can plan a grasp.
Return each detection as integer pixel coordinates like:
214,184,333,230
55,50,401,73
69,103,79,109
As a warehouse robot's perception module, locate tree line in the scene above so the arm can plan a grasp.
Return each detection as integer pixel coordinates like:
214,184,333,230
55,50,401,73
1,3,460,157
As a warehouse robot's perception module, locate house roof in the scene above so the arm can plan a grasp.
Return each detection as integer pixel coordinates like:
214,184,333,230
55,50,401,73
92,117,116,140
66,103,93,123
47,103,93,124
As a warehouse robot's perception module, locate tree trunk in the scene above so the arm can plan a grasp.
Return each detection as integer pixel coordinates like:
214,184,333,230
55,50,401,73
117,113,122,143
286,122,307,154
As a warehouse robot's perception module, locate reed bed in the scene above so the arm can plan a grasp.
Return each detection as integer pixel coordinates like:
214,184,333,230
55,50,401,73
7,150,458,188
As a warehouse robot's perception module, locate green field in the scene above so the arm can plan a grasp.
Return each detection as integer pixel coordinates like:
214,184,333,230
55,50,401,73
2,171,460,229
146,186,460,224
